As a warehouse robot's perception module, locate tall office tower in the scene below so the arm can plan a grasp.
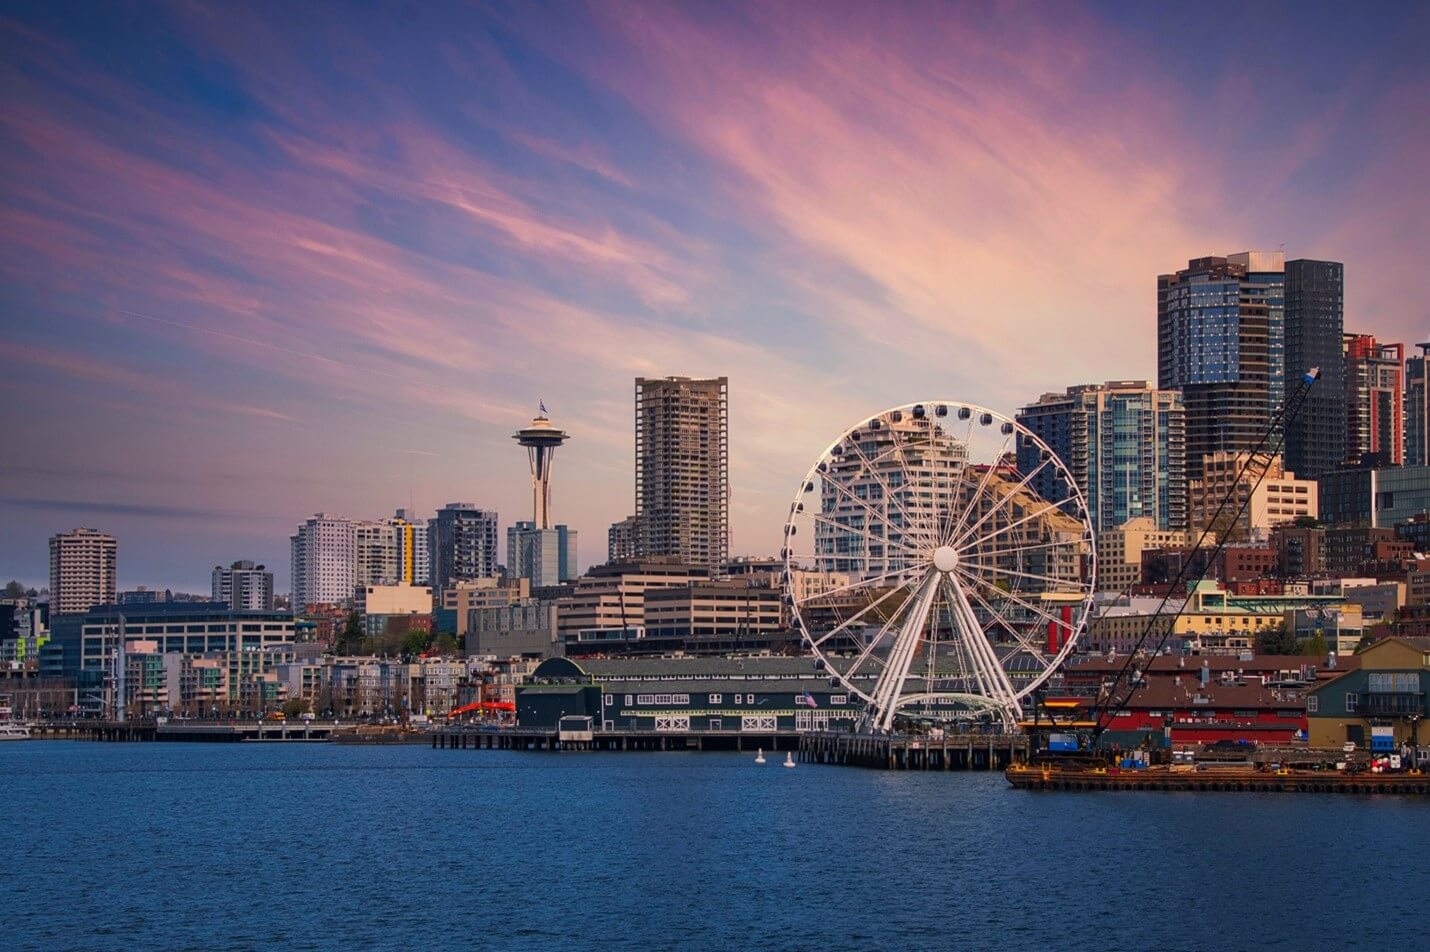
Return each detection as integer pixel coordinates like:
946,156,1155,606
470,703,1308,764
354,521,401,586
1343,334,1404,465
1158,251,1284,480
290,513,356,609
507,521,579,587
211,560,275,611
1283,260,1346,479
389,509,430,586
608,515,639,563
1016,381,1186,532
430,503,499,589
49,528,117,615
508,408,578,585
1406,344,1430,466
634,376,729,574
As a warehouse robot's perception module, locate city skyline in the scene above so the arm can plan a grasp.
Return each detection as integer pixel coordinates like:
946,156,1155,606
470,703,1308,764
3,2,1428,590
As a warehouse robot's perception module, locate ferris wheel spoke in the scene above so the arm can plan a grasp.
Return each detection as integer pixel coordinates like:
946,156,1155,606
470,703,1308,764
806,511,923,559
941,572,1024,722
955,566,1074,650
793,565,915,606
957,559,1078,592
889,428,939,543
942,433,1013,546
953,572,1053,666
816,467,922,555
936,576,984,697
948,454,1054,550
807,581,915,649
839,433,925,545
956,497,1070,554
963,538,1090,561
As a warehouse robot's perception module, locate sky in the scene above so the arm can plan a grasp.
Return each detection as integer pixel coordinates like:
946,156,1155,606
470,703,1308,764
1,1,1427,592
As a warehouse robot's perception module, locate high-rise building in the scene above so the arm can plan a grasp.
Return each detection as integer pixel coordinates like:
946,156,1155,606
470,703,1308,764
1343,334,1404,466
290,513,356,609
1016,381,1186,532
507,521,578,587
1406,344,1430,467
1158,252,1284,479
634,376,729,574
211,560,275,611
389,509,430,587
513,407,569,531
354,521,401,587
1283,260,1346,479
430,503,499,589
608,516,639,563
49,528,117,615
1188,453,1317,543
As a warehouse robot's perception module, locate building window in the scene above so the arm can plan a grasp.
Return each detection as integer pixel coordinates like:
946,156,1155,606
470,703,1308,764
709,694,722,704
734,694,743,703
1346,693,1358,713
832,695,848,705
1306,695,1318,713
624,695,632,706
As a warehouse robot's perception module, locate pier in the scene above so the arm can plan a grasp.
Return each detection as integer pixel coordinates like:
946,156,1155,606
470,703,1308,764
28,719,339,742
798,731,1028,770
433,726,800,752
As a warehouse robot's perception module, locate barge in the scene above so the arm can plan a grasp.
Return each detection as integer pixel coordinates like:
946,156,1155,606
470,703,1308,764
1006,761,1430,794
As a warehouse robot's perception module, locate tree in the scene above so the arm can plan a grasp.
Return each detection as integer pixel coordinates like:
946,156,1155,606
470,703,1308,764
432,633,460,656
2,580,27,598
336,611,365,655
402,629,432,658
1298,633,1329,657
1255,623,1298,656
281,697,311,718
1292,515,1321,529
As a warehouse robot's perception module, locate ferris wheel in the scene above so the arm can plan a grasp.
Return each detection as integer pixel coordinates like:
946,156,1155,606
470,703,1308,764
781,402,1096,732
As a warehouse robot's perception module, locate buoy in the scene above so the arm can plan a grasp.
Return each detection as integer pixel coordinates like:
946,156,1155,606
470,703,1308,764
784,751,796,768
755,748,766,764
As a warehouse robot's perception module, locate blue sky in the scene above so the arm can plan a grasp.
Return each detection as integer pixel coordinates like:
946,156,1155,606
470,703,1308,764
2,1,1426,590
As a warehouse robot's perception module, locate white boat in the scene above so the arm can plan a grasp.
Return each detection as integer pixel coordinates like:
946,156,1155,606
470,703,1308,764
0,723,31,741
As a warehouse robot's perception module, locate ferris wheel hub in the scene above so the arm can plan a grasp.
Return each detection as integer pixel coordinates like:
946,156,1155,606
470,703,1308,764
932,545,959,573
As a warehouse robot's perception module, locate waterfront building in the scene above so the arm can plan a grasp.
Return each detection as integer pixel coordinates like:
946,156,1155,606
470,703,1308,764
517,656,862,733
1406,344,1430,467
507,521,578,588
1095,518,1196,593
1016,381,1186,533
290,513,356,610
1158,252,1285,479
1306,637,1430,749
1283,259,1347,479
1188,453,1316,542
1343,334,1403,465
1319,464,1430,529
634,376,729,574
429,504,499,590
211,561,274,611
49,527,117,616
556,560,707,640
608,515,639,563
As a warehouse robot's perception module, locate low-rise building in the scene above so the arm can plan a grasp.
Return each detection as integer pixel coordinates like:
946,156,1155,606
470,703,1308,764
1096,519,1197,593
1306,637,1430,749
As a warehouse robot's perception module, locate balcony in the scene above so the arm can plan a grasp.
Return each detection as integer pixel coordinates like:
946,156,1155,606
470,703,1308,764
1362,692,1426,716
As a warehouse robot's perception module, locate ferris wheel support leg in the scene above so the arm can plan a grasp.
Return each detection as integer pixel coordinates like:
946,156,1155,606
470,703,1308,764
864,573,941,733
944,573,1023,732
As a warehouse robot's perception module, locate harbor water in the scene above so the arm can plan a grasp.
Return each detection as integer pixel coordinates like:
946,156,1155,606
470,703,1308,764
6,741,1425,951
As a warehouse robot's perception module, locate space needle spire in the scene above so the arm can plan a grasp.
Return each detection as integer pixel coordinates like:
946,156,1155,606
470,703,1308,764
513,401,569,529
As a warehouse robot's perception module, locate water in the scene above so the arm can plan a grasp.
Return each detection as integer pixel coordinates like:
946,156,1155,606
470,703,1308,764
6,742,1425,951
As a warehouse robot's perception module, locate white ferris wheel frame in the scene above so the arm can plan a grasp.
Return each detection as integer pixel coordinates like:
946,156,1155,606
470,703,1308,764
781,401,1097,732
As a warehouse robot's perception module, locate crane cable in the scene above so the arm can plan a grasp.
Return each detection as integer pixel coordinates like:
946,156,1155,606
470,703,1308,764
1085,368,1320,744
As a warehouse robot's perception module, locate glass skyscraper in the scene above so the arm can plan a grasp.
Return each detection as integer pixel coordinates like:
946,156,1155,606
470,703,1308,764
1158,252,1284,479
1283,259,1346,479
1016,381,1186,532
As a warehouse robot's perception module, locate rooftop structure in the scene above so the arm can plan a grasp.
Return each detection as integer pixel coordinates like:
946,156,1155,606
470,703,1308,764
513,405,569,530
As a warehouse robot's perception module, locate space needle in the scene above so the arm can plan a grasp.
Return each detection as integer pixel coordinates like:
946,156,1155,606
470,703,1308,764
513,401,569,529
